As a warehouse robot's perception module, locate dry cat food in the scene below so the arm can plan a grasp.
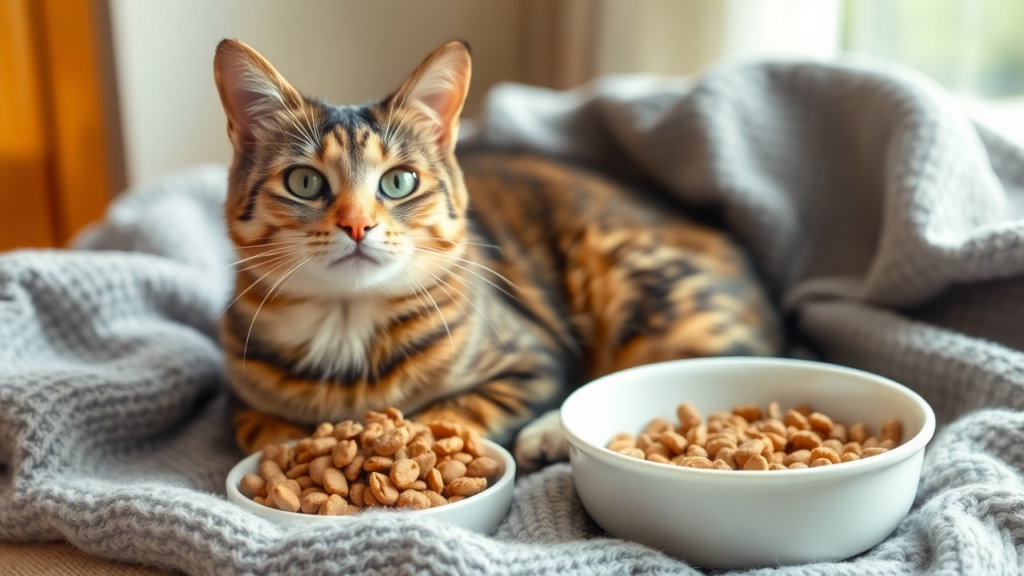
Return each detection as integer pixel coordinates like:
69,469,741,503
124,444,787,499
237,408,500,515
607,401,902,471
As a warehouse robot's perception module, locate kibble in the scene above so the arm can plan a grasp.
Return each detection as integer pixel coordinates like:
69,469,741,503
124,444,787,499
810,446,840,465
363,456,394,473
436,459,468,484
423,490,448,508
396,489,431,510
332,439,358,468
466,457,500,479
238,474,264,498
238,407,498,515
301,492,329,514
659,431,688,455
427,468,445,493
445,476,487,497
322,468,349,497
680,456,713,469
271,484,300,512
644,442,672,459
607,401,903,472
390,459,420,489
677,403,702,432
282,462,305,478
318,493,347,516
685,445,709,459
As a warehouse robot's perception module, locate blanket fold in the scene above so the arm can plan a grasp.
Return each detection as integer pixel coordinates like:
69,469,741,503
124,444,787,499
3,59,1024,575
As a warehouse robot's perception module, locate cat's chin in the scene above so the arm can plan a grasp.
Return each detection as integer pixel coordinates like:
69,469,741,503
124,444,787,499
277,259,414,300
328,252,379,267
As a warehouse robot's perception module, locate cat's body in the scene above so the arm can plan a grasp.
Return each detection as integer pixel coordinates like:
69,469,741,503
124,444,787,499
214,40,779,467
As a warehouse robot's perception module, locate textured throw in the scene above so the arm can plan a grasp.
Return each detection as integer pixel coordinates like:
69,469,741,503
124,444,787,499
3,60,1024,575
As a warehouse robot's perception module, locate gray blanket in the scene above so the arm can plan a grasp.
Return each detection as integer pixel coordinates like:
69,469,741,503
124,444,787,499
3,60,1024,575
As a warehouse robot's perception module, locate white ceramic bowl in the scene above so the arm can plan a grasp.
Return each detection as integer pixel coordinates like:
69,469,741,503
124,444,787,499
226,438,515,533
560,358,935,569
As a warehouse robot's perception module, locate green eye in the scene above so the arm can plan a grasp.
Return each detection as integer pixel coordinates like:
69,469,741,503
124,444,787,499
285,167,325,199
379,168,418,199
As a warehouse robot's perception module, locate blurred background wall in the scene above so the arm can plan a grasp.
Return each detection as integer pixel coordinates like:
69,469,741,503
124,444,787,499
110,0,846,188
2,0,1024,250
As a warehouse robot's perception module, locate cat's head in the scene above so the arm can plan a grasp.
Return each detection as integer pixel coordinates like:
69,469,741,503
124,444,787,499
214,39,472,299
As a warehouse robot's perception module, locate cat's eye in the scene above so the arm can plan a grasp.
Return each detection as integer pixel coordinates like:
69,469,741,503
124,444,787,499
285,167,325,199
379,168,418,199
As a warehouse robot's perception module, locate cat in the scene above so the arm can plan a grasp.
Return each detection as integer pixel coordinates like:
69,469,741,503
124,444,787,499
213,39,779,469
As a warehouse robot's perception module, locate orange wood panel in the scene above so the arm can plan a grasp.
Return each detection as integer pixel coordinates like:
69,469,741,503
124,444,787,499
38,0,113,245
0,0,58,250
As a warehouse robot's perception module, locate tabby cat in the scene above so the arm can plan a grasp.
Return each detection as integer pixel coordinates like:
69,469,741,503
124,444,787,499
213,39,779,468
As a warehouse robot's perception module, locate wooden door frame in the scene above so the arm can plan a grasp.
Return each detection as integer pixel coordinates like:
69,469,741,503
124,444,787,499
0,0,124,250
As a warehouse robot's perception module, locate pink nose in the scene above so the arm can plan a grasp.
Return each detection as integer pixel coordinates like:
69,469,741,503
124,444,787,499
338,215,375,241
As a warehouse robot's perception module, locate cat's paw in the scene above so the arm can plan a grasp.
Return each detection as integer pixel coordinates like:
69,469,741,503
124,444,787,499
514,409,569,472
232,410,311,455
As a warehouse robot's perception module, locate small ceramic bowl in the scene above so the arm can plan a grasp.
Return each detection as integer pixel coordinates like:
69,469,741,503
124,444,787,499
225,438,516,533
560,357,935,569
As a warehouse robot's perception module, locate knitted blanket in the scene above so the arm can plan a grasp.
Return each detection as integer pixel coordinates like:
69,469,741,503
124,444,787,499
3,60,1024,575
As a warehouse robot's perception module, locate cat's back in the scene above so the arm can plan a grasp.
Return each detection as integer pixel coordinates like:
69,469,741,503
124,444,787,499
456,152,779,378
458,152,673,227
457,151,746,273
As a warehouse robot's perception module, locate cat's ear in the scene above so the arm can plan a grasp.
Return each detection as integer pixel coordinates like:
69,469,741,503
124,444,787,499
214,39,303,154
391,41,472,152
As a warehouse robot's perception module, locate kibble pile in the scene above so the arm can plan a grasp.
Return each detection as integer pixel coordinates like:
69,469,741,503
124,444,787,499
608,402,902,471
237,408,501,515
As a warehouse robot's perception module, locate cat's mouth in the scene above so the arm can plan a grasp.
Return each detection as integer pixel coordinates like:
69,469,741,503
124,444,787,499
329,248,379,267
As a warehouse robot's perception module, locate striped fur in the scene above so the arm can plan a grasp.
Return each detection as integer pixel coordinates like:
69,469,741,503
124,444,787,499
213,40,780,456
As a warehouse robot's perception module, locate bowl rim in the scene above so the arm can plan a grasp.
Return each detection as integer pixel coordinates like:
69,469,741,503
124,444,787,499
225,436,516,521
560,357,936,485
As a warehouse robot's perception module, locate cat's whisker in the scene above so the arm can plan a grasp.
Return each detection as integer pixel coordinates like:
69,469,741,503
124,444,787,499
406,273,455,369
243,254,314,366
378,105,389,146
408,260,510,352
252,141,314,146
236,251,297,274
232,240,307,255
382,96,402,146
272,251,325,300
297,107,320,151
402,234,502,251
402,275,434,323
411,244,519,285
282,106,319,153
273,119,315,153
383,86,414,147
411,246,522,302
408,261,471,318
212,253,303,325
411,277,461,371
225,245,299,268
233,235,307,249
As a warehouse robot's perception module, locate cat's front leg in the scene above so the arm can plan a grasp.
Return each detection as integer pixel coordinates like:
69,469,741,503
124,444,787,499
512,409,569,472
411,355,564,471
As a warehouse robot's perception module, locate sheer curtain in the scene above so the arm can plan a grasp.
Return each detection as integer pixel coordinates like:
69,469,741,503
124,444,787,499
585,0,1024,146
845,0,1024,145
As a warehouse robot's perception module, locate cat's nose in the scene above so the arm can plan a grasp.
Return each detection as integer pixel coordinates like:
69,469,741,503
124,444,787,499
338,215,376,242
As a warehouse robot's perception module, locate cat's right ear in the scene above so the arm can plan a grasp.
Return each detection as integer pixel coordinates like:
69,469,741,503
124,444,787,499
214,39,302,154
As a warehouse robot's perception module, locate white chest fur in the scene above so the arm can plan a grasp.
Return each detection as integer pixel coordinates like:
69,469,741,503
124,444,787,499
259,300,382,376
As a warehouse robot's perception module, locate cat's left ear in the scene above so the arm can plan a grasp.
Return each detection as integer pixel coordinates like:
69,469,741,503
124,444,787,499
391,41,471,152
214,39,304,154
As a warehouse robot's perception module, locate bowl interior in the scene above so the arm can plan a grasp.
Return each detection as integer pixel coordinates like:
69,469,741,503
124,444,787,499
562,358,933,457
225,437,516,526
